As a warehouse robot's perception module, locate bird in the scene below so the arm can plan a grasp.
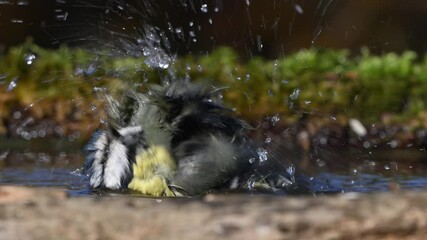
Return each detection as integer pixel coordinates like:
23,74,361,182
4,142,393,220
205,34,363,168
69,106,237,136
84,80,306,196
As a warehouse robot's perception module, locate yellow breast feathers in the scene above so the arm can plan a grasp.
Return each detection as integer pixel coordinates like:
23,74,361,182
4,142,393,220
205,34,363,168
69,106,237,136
128,145,178,197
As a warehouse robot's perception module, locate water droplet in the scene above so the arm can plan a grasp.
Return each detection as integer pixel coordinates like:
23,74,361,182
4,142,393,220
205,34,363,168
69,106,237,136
214,7,219,12
197,64,203,72
85,64,97,75
7,77,18,91
93,87,107,93
245,74,251,81
38,130,46,138
10,19,23,24
74,67,84,75
0,1,11,5
56,11,69,21
349,118,367,137
245,0,250,6
24,53,36,65
200,4,208,13
31,131,38,138
287,165,295,176
316,159,326,167
256,35,263,52
290,88,300,100
16,0,28,5
265,137,272,144
257,148,268,162
387,140,398,148
158,61,169,69
21,131,31,140
70,167,83,176
208,18,213,24
90,105,97,112
319,137,327,145
248,158,256,164
270,114,280,126
55,126,64,136
363,141,371,149
294,4,304,14
13,111,21,119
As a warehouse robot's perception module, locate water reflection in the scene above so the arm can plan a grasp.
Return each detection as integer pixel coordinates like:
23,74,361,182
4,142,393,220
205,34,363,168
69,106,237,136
0,150,89,196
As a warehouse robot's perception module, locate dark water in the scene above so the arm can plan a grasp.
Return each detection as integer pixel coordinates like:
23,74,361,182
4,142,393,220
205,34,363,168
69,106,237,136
1,138,427,197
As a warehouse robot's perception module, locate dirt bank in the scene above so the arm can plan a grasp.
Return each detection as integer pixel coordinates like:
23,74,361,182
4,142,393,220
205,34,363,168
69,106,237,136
1,186,427,240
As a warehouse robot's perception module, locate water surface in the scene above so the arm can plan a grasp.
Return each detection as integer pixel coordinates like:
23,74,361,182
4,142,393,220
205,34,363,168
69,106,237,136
1,138,427,197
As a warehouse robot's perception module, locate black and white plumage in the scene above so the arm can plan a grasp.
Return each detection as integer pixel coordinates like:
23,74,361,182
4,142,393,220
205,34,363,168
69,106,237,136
84,80,303,196
84,126,146,190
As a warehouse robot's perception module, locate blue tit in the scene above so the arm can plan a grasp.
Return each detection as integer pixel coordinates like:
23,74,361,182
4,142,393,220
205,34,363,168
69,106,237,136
84,87,174,193
84,80,302,196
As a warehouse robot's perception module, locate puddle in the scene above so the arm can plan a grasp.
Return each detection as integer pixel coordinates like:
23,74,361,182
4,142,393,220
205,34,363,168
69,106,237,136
1,138,427,197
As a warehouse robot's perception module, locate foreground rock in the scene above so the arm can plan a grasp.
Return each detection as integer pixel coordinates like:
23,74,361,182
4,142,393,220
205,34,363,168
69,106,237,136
1,186,427,240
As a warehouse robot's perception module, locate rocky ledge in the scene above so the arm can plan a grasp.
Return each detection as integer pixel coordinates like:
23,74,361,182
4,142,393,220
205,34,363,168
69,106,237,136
1,186,427,240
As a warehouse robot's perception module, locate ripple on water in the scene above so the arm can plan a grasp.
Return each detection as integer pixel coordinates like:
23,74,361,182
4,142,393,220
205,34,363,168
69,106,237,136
1,145,427,196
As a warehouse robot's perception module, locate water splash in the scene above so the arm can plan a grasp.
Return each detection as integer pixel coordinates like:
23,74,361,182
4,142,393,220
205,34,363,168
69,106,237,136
257,148,268,162
289,88,300,100
126,28,173,70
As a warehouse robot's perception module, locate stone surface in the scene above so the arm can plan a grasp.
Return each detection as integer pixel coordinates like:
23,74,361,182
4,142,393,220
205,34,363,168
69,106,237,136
1,186,427,240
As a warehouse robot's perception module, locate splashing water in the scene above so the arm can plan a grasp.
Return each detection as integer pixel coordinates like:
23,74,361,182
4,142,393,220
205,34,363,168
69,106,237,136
139,29,174,69
257,148,268,162
2,0,427,197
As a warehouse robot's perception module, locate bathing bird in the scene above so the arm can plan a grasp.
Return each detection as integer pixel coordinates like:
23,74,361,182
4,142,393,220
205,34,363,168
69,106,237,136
84,80,303,196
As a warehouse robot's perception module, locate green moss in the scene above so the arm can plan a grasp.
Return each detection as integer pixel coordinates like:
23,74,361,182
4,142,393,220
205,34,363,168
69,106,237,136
1,42,426,136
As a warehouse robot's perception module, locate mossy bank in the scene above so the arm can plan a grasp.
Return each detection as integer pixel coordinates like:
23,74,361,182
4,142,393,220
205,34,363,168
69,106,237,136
1,43,427,148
